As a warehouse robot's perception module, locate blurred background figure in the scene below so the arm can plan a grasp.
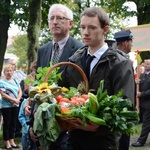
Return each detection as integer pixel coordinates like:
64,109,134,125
8,59,27,138
114,29,134,150
19,60,37,150
0,64,22,149
8,59,27,83
132,59,150,147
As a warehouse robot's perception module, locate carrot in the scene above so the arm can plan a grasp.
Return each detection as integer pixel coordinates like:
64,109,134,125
60,107,70,114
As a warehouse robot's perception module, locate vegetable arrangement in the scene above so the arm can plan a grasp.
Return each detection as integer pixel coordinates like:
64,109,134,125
55,80,138,135
27,63,138,150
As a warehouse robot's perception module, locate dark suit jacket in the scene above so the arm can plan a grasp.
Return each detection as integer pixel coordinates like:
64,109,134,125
139,73,150,109
37,36,84,72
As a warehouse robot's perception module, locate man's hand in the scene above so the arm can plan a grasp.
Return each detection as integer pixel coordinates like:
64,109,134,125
136,91,141,98
24,105,31,116
29,127,38,143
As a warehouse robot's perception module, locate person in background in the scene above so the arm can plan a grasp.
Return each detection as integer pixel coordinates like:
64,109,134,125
134,65,145,123
114,29,134,150
0,64,22,149
9,58,27,137
50,6,135,150
134,65,145,80
18,98,30,150
19,60,37,150
24,4,84,149
20,60,37,101
8,59,27,83
18,98,37,150
132,59,150,147
114,29,133,59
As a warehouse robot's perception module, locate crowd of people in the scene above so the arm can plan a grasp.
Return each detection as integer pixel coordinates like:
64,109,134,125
0,3,149,150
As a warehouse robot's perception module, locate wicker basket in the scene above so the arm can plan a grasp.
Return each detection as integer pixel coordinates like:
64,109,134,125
43,62,89,130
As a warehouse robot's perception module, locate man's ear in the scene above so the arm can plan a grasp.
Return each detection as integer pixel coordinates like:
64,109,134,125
69,20,74,29
124,40,128,47
103,25,109,36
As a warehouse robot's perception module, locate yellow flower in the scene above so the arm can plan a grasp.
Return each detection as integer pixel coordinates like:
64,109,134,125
62,87,69,92
35,83,51,94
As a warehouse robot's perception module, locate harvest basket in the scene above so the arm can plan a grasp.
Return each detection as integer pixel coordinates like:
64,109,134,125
43,62,90,130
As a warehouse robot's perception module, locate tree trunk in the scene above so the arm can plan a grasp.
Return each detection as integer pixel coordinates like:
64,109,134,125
27,0,42,73
0,0,10,76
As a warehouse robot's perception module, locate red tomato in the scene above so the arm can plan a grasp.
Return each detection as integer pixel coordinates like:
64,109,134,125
69,100,79,106
76,97,86,104
71,96,78,101
81,94,88,101
55,95,63,102
60,97,69,102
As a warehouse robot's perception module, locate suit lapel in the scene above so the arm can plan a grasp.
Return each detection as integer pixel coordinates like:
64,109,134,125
45,42,53,66
59,36,74,62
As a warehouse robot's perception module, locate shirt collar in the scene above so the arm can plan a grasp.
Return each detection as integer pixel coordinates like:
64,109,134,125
87,43,108,60
145,71,150,75
53,35,69,50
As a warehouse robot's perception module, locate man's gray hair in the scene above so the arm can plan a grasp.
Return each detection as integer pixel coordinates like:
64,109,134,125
48,4,73,20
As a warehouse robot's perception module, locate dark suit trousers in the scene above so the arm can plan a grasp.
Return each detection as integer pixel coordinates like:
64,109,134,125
119,134,130,150
138,108,150,144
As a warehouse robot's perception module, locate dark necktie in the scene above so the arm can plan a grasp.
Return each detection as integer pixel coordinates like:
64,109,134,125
144,73,148,77
52,43,59,65
86,54,95,80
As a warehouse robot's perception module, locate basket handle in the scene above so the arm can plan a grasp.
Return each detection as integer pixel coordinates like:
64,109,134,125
44,62,89,92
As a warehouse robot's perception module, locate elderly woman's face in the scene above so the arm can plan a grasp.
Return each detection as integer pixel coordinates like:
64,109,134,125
4,67,14,79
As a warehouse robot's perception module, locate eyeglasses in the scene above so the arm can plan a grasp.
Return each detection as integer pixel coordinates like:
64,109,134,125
11,63,16,66
48,16,70,22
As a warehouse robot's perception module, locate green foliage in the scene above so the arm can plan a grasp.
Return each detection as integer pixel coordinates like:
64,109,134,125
25,62,62,86
7,34,28,69
96,80,139,135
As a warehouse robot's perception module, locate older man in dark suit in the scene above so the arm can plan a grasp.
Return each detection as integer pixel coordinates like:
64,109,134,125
27,4,84,149
132,59,150,147
37,4,84,71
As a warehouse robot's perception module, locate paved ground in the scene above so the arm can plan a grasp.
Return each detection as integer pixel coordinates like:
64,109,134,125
1,125,150,150
2,134,148,150
130,133,150,150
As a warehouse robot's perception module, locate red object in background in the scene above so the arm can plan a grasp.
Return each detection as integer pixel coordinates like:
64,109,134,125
134,74,137,79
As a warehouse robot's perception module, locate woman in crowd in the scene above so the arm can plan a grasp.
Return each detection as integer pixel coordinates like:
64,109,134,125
0,64,22,149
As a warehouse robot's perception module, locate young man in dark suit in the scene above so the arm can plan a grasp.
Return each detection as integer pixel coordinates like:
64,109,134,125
50,7,135,150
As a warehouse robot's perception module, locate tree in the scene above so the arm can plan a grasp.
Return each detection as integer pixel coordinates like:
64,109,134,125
7,34,28,69
132,0,150,25
27,0,42,71
0,0,10,76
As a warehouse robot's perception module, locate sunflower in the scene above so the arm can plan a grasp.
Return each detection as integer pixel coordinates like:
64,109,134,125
35,82,51,94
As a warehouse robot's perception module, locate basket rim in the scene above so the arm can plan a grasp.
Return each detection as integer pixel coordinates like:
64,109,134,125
43,62,89,92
